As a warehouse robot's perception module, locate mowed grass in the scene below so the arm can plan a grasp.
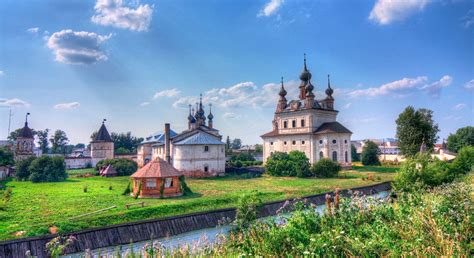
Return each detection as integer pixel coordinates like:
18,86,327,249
0,169,395,241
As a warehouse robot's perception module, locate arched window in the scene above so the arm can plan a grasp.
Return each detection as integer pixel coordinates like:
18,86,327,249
319,151,324,159
292,120,296,128
283,121,288,128
332,139,337,144
319,140,323,144
204,165,209,172
332,151,338,161
301,119,305,127
345,151,348,162
204,146,209,152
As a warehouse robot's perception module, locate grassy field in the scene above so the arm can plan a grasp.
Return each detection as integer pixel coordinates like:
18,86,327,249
0,169,395,241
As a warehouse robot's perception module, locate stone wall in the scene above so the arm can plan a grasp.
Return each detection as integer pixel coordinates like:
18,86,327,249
64,157,92,169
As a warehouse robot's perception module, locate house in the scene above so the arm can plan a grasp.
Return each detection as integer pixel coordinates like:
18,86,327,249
261,55,352,168
130,157,183,198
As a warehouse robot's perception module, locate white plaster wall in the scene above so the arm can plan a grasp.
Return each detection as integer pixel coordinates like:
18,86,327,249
173,145,225,174
90,142,114,166
65,157,92,169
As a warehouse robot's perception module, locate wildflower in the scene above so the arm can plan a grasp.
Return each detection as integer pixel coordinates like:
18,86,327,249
303,250,310,255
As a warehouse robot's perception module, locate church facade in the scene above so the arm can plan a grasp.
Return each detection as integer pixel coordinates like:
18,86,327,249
261,56,352,168
137,96,225,177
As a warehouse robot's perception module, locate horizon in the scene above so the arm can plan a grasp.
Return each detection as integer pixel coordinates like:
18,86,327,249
1,0,473,145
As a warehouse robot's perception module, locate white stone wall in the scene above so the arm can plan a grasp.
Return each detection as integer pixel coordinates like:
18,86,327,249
90,141,114,166
65,157,92,169
137,144,153,167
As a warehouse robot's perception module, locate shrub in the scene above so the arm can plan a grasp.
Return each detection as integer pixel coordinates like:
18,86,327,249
231,152,256,162
0,147,14,166
235,191,262,229
450,146,474,176
15,156,36,181
233,160,243,168
361,140,381,166
96,158,137,176
83,185,88,193
265,151,312,177
179,175,192,196
28,156,67,183
122,182,131,196
311,158,341,178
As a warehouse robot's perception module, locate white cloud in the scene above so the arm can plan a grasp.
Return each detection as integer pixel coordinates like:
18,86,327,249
223,112,242,119
153,88,181,99
54,102,80,110
0,98,30,107
348,76,428,98
0,70,4,77
420,75,453,97
91,0,153,32
258,0,284,17
369,0,429,25
46,29,112,65
27,27,39,34
464,79,474,90
140,102,150,107
452,103,466,110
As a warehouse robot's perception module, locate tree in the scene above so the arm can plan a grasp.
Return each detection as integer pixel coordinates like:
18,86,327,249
311,158,341,178
15,156,36,181
110,132,143,153
28,156,67,183
361,140,380,166
36,129,49,154
95,158,138,176
396,106,439,157
288,151,312,177
225,136,231,153
0,147,14,166
74,143,85,149
265,151,311,177
49,130,69,154
231,138,242,150
254,144,263,153
450,146,474,176
446,126,474,153
8,128,36,141
351,144,360,162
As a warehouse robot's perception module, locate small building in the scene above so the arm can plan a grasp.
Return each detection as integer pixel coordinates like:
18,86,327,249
130,157,183,198
90,120,114,167
100,165,118,177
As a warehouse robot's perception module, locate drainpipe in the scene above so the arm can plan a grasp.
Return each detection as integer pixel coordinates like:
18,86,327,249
165,123,171,164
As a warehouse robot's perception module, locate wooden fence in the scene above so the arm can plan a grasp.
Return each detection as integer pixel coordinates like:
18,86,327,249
0,182,391,257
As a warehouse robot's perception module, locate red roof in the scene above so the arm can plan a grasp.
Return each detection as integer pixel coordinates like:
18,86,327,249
131,158,183,178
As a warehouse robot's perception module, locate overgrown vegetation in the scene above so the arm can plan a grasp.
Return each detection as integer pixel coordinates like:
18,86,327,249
95,158,137,176
446,126,474,153
15,156,67,183
0,147,14,166
266,151,341,178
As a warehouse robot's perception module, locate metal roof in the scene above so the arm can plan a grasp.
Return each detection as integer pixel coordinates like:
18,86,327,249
173,131,224,145
142,130,178,144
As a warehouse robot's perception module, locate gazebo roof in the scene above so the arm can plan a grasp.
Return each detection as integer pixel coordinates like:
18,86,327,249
131,158,183,178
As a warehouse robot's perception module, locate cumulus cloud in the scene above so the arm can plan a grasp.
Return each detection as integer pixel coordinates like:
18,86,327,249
173,80,301,109
464,79,474,90
348,76,428,98
46,29,112,65
27,27,39,34
54,102,80,110
140,101,150,107
258,0,284,17
369,0,429,25
153,88,181,99
91,0,153,31
0,98,30,107
452,103,466,110
223,112,242,119
420,75,453,97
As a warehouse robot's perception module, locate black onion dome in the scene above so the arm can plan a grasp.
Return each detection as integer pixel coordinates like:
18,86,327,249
305,80,314,92
279,78,287,97
19,122,34,138
299,69,312,81
326,86,334,97
207,112,214,120
188,114,196,123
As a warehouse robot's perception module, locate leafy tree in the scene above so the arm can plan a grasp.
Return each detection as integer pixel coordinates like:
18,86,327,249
351,144,360,162
446,126,474,153
225,136,231,153
450,146,474,176
289,151,312,177
49,130,69,154
231,138,242,150
396,106,439,157
115,147,131,154
311,158,341,178
0,147,14,166
28,156,67,183
36,129,49,154
265,151,311,177
90,131,98,141
8,128,36,141
111,132,143,154
254,144,263,153
231,152,256,162
95,158,138,176
74,143,86,149
361,140,380,166
15,156,36,181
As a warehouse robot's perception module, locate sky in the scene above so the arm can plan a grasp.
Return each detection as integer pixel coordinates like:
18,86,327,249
0,0,473,145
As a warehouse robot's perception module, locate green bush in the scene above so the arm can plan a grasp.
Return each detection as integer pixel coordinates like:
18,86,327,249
231,152,256,162
28,156,67,183
122,182,131,196
235,191,262,229
0,147,14,166
15,156,36,181
179,175,192,196
311,158,341,178
265,151,311,177
361,140,381,166
450,146,474,176
394,154,455,192
96,158,138,176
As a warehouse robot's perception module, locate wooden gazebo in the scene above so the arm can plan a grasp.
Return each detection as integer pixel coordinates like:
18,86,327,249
130,158,183,198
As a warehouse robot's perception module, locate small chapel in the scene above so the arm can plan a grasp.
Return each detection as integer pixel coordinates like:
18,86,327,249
137,96,226,177
261,55,352,168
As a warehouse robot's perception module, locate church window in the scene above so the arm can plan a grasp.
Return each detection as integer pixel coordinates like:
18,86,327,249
332,139,337,144
345,151,348,162
319,140,323,144
292,120,296,128
164,178,173,188
270,142,273,145
344,140,348,144
221,147,224,153
146,179,157,189
301,119,305,127
284,141,287,145
204,165,209,172
144,158,150,165
302,141,305,145
283,121,288,128
204,146,209,152
332,151,338,161
319,151,324,159
292,140,296,145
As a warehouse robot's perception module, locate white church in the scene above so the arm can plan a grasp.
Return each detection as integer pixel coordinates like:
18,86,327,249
261,56,353,168
137,96,226,177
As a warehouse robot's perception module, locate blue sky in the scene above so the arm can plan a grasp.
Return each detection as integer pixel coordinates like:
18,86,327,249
0,0,473,145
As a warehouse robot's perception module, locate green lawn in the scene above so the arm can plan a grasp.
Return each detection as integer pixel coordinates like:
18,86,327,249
0,169,395,241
